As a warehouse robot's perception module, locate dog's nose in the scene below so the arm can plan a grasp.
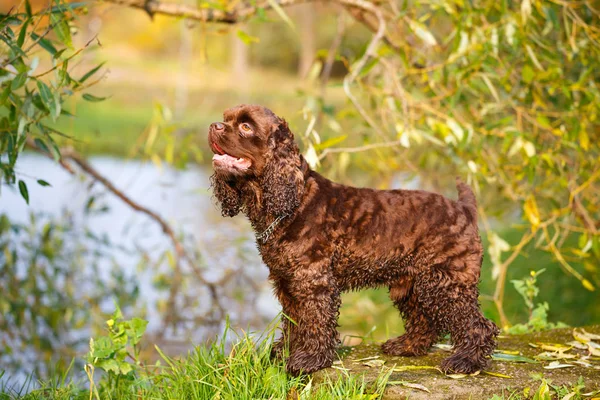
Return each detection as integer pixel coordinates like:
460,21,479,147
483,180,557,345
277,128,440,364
211,122,224,132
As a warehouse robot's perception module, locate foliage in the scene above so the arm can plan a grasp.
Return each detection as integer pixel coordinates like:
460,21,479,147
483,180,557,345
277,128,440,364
86,307,147,376
297,0,600,327
0,212,139,377
0,1,103,201
507,269,567,334
85,307,147,395
2,315,390,399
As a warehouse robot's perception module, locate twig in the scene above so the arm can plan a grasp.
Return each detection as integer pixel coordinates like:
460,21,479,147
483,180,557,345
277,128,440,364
33,35,99,79
100,0,402,55
99,0,306,23
25,139,224,327
342,0,387,140
320,12,346,97
492,230,536,329
318,138,404,160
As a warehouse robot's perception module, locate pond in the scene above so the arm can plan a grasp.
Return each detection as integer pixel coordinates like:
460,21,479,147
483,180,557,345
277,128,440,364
1,153,285,378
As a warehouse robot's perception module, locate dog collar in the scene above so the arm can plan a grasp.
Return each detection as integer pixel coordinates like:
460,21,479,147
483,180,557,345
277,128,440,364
255,214,289,243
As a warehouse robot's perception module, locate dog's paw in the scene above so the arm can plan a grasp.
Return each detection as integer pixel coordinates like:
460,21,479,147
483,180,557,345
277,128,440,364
440,353,489,375
286,351,333,376
381,336,430,357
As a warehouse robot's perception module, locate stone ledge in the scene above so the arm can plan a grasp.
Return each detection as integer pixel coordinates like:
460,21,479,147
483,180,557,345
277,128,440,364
314,326,600,399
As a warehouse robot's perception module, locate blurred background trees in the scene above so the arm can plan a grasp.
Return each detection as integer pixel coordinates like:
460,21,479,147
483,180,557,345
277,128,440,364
1,0,599,381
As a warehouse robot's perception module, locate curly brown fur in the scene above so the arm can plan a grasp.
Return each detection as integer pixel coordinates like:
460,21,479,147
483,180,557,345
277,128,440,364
208,104,499,376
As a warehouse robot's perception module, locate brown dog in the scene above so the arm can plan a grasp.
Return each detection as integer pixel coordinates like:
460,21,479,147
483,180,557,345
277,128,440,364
208,104,498,376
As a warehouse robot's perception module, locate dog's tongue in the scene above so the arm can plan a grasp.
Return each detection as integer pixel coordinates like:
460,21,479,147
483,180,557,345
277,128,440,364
213,142,225,155
212,153,251,170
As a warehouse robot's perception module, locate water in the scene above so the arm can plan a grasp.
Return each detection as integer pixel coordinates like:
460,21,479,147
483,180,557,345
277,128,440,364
1,153,428,385
1,154,281,363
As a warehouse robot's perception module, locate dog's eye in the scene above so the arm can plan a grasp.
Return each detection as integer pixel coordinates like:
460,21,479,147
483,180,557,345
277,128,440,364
239,123,253,136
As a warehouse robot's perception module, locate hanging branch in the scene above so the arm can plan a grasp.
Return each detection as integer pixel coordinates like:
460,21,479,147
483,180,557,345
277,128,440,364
99,0,401,50
25,139,225,328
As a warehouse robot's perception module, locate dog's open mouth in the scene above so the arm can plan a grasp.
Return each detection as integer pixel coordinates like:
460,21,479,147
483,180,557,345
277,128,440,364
211,142,251,170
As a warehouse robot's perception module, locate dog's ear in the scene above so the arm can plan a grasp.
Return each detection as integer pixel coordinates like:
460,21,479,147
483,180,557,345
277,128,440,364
261,119,305,217
210,174,242,217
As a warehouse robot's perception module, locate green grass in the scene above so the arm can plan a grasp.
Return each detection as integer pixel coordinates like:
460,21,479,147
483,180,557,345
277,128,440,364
0,323,391,400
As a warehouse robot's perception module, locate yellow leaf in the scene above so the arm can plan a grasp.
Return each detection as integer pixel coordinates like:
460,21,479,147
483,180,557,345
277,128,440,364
524,196,541,230
582,279,595,292
483,370,512,379
393,365,442,373
151,154,162,170
579,127,590,151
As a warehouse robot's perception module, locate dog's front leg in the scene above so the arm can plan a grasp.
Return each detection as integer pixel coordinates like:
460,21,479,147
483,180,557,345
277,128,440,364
283,268,341,376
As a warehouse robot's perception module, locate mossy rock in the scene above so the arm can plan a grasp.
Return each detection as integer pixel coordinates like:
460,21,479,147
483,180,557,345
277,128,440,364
314,326,600,399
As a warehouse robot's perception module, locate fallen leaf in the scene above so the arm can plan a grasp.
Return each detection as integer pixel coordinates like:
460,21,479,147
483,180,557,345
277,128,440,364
483,371,512,379
433,343,453,352
331,366,350,372
573,328,600,344
587,345,600,357
495,349,521,355
534,351,577,361
363,359,385,367
544,361,575,369
582,329,600,340
393,365,442,373
565,341,587,350
388,381,431,393
354,356,380,362
573,360,593,368
492,353,537,363
447,370,480,379
582,390,600,396
446,373,468,379
534,342,573,352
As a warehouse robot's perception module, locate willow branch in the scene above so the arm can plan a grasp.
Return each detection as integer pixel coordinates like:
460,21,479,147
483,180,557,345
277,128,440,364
99,0,307,23
25,139,224,323
99,0,401,52
342,0,387,140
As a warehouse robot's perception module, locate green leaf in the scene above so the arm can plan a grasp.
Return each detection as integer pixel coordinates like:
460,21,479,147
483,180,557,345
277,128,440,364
17,19,30,48
314,135,348,150
407,19,438,47
96,359,120,374
78,62,106,84
492,352,537,363
82,93,107,102
91,336,114,358
128,318,148,346
37,179,51,187
49,2,88,13
236,30,260,45
53,48,67,60
25,0,33,17
50,13,72,48
522,65,535,84
0,85,11,104
265,0,295,31
36,81,57,117
11,72,27,91
117,361,133,375
18,180,29,204
31,33,58,56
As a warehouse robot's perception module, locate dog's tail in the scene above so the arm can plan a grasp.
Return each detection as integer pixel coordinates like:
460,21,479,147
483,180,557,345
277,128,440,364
456,177,478,223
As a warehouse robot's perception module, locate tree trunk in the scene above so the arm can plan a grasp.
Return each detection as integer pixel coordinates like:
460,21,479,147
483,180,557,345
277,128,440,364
231,27,250,92
297,4,316,79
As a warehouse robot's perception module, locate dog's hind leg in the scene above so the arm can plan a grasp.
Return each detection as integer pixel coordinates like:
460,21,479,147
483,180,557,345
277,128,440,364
382,277,440,357
416,268,499,374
